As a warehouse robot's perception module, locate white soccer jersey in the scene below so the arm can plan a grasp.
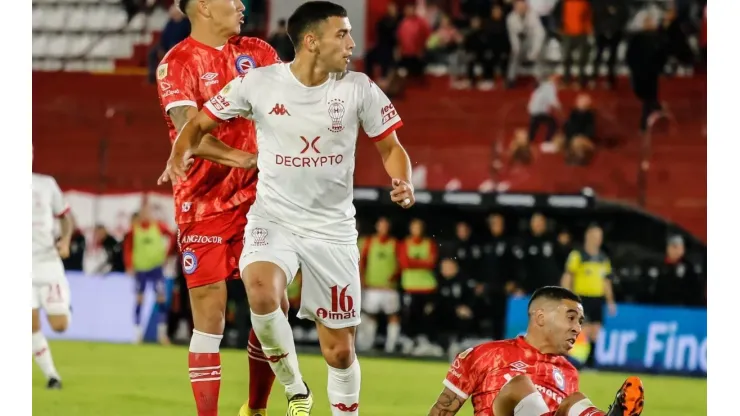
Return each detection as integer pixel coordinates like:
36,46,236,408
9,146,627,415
204,63,403,243
32,173,69,264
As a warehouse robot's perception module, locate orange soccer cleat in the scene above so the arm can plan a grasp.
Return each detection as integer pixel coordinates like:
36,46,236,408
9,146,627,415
606,376,645,416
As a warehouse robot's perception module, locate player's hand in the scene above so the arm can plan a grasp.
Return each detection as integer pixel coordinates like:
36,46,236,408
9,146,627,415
56,239,70,259
456,305,473,319
607,301,617,317
158,153,194,185
390,178,415,208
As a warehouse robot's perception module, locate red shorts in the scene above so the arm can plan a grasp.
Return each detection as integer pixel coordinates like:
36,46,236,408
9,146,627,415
177,205,248,289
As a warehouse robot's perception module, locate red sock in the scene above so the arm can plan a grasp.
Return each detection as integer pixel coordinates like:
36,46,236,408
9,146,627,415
247,328,276,409
189,334,222,416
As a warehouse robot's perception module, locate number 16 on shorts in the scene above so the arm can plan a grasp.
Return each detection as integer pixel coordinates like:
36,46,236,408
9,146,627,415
314,285,358,323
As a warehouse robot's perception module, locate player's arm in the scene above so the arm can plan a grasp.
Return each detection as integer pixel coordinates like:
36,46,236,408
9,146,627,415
428,387,466,415
603,258,617,314
561,250,581,289
375,133,415,208
50,177,74,259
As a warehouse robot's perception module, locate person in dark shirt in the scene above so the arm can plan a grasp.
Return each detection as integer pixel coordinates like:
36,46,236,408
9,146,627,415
514,213,561,293
94,225,125,273
364,2,400,81
484,4,511,86
148,5,191,84
563,94,596,165
446,221,482,279
480,213,516,339
626,15,668,132
268,19,295,62
432,258,477,352
592,0,629,88
62,228,86,271
649,235,705,307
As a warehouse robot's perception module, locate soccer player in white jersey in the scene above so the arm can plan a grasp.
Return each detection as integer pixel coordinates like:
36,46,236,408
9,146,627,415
160,2,415,414
32,172,74,389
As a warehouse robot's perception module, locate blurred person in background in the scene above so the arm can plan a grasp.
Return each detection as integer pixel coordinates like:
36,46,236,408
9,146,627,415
558,0,593,89
62,227,86,271
426,14,463,76
560,224,616,369
527,72,561,152
514,213,561,293
397,3,431,82
563,93,596,164
147,5,190,84
268,18,295,62
508,128,534,165
446,221,482,280
649,235,705,307
626,14,668,133
399,218,439,353
364,2,400,86
123,201,176,344
528,0,559,39
484,4,511,88
32,171,74,389
592,0,629,89
433,258,477,357
555,227,573,268
91,224,125,273
659,3,695,76
506,0,546,88
481,213,516,340
460,16,492,90
359,217,402,353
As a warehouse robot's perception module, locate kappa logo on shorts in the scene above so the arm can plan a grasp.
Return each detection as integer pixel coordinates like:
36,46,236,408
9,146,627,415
251,228,268,246
182,249,198,274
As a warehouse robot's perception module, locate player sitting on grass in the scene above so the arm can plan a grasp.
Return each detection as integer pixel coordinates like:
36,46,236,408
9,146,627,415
428,286,645,416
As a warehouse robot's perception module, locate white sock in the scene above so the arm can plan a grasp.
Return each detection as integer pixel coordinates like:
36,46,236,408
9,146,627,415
385,321,401,353
514,392,550,416
357,315,377,351
327,358,361,415
189,330,222,353
32,331,60,380
251,308,306,397
568,398,601,416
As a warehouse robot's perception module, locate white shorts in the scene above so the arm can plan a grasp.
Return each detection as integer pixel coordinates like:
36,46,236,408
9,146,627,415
31,261,71,316
363,288,401,315
240,218,361,329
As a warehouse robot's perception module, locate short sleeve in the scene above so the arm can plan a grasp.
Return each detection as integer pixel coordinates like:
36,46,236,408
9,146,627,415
358,77,403,141
156,58,198,113
565,250,581,274
604,258,613,279
442,347,484,400
49,178,70,218
254,39,282,66
203,73,254,122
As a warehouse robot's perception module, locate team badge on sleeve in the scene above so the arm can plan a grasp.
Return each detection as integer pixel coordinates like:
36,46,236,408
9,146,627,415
157,63,168,80
236,55,256,74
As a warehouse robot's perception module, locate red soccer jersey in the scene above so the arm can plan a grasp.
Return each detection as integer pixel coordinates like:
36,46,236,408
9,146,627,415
156,36,280,224
443,337,579,416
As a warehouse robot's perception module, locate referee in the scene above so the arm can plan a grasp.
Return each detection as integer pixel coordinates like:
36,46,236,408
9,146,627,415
560,224,616,368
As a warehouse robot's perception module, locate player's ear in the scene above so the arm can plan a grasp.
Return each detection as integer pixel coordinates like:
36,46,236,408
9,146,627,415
305,32,318,52
534,309,546,327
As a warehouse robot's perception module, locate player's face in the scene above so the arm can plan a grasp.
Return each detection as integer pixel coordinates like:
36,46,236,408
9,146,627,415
376,218,390,235
585,227,602,248
410,220,424,237
546,300,584,355
316,16,355,72
207,0,245,37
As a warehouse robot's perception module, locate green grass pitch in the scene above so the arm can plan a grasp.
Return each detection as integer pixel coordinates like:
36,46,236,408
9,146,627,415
32,341,706,415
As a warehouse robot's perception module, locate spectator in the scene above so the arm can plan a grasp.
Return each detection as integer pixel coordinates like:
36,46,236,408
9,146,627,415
444,221,482,279
461,16,493,90
626,14,668,132
563,93,596,164
398,218,438,351
659,4,695,76
426,14,463,74
432,258,477,354
558,0,593,89
481,213,517,339
62,228,86,271
508,128,534,165
83,225,120,275
484,4,511,86
397,4,431,81
95,224,125,273
561,224,616,369
555,228,573,269
268,19,295,62
147,5,190,84
649,235,705,306
365,3,400,83
506,0,546,87
527,72,561,151
513,212,561,293
592,0,629,89
528,0,559,38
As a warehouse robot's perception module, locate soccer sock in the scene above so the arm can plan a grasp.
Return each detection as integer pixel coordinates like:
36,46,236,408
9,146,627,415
513,392,550,416
189,330,223,416
250,308,306,397
385,321,401,353
357,315,377,351
32,331,60,380
327,358,361,415
157,302,168,324
247,328,276,410
134,302,142,325
568,398,605,416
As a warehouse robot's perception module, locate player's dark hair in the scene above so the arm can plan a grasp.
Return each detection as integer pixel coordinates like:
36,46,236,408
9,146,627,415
287,1,348,49
177,0,191,14
527,286,582,310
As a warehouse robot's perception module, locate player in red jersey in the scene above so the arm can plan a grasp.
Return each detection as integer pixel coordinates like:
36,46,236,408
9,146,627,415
155,1,287,415
429,286,645,416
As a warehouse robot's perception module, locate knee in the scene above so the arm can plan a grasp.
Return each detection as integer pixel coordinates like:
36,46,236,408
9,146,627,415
321,337,356,369
48,316,69,333
244,267,284,313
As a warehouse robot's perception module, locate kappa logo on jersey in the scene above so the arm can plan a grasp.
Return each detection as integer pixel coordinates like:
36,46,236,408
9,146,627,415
200,72,219,86
251,228,268,246
327,98,346,132
269,103,291,116
160,81,172,91
157,63,168,80
510,361,529,372
235,54,256,74
381,103,397,125
317,285,356,320
552,367,566,390
300,136,321,154
182,249,198,274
